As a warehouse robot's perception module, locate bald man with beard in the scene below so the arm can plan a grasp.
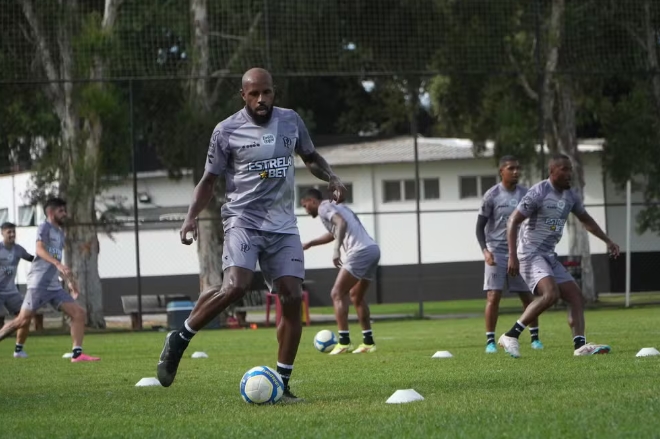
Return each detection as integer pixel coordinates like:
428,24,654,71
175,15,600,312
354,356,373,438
156,68,347,403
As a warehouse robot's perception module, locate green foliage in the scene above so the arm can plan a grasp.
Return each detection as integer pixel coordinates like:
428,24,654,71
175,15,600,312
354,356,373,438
601,81,660,234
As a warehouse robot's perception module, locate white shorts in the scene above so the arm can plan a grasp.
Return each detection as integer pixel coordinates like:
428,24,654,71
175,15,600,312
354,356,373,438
343,245,381,281
483,253,530,293
519,253,575,294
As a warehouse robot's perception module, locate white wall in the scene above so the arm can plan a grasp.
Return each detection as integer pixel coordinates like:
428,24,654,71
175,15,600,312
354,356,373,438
0,152,638,282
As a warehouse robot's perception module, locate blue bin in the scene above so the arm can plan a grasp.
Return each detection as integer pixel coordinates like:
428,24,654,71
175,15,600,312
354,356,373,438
166,300,222,330
166,301,193,330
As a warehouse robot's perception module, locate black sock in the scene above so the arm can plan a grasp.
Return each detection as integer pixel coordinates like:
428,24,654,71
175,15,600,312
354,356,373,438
174,320,197,347
362,330,374,345
338,330,350,345
486,332,495,345
573,336,586,350
276,362,293,389
72,346,83,359
530,327,539,342
15,343,23,353
505,320,526,339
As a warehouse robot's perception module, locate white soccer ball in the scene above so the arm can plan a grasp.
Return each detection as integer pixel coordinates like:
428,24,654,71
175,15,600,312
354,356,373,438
239,366,284,404
314,329,338,353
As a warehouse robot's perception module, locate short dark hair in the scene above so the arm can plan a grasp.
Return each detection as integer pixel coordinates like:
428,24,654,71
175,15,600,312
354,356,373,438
303,188,324,201
499,155,518,167
549,153,571,168
0,222,16,231
44,197,67,213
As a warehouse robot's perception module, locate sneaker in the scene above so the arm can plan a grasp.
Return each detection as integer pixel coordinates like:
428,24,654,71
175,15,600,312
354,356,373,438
531,340,544,350
485,343,497,354
157,331,187,387
329,343,353,355
13,351,28,358
498,334,521,358
281,386,304,404
352,343,377,354
71,353,101,362
574,343,611,356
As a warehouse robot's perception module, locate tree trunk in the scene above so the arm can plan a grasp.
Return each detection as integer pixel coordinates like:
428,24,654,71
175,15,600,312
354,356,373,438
190,0,227,297
539,0,595,301
556,80,596,302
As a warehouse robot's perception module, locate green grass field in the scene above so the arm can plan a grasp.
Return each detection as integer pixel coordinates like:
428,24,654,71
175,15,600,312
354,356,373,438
1,307,659,439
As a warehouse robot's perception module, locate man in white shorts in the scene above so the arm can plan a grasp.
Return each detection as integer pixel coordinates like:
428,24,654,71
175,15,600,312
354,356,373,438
301,188,380,354
0,222,34,358
476,156,542,354
499,154,619,358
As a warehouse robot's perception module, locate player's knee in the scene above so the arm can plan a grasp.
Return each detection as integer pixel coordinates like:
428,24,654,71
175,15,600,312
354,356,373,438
71,305,86,322
542,288,560,305
330,287,343,302
486,290,501,304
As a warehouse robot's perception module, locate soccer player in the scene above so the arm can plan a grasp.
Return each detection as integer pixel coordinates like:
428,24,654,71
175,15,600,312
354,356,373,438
476,156,543,354
0,198,100,362
0,222,34,358
156,68,346,403
301,188,380,355
498,154,619,357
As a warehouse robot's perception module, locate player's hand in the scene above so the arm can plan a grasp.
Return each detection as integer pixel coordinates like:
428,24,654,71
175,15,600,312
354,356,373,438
56,262,72,280
333,249,342,268
328,175,347,204
180,217,198,245
507,254,519,277
606,240,620,258
302,242,312,251
483,249,496,266
68,281,79,300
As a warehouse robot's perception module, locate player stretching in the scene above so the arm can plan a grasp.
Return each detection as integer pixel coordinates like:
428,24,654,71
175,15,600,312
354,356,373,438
301,188,380,355
476,156,543,354
0,198,100,362
0,222,34,358
498,154,618,357
156,68,346,402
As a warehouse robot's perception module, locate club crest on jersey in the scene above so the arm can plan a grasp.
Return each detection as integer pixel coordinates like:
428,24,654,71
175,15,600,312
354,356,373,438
509,198,518,207
248,156,292,179
262,134,275,145
281,135,292,149
557,200,566,209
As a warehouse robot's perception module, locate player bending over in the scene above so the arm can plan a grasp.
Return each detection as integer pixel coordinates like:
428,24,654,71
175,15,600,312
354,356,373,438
156,68,346,403
498,154,618,357
476,156,543,354
301,188,380,355
0,222,35,358
0,198,100,362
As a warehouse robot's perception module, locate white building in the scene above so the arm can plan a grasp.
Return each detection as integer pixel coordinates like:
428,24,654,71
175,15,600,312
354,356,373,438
1,137,657,314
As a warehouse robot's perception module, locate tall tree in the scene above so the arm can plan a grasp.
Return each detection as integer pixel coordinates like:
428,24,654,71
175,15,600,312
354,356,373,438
17,0,128,327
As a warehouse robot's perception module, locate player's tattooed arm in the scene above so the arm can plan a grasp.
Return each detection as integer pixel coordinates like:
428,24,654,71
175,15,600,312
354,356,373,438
303,232,334,250
299,151,347,203
476,215,488,251
180,171,218,245
331,213,347,267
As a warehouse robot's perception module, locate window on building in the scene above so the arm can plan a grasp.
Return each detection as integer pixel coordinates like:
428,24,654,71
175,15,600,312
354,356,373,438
0,208,8,224
296,183,353,205
480,176,498,194
17,205,35,226
460,176,498,199
383,178,441,202
423,178,440,200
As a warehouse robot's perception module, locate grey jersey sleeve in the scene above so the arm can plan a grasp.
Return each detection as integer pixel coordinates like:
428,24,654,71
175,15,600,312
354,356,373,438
571,191,586,216
294,112,316,156
478,192,494,218
204,126,229,176
517,187,543,218
36,222,50,243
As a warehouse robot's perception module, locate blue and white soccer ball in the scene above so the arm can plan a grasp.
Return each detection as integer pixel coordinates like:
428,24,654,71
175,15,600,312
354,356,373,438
240,366,284,405
313,329,338,353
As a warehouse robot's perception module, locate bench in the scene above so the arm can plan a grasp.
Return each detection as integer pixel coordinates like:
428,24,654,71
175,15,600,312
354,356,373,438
121,294,191,330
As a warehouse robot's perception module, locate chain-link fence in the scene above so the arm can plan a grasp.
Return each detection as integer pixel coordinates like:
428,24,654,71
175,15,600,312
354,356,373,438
1,0,660,330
